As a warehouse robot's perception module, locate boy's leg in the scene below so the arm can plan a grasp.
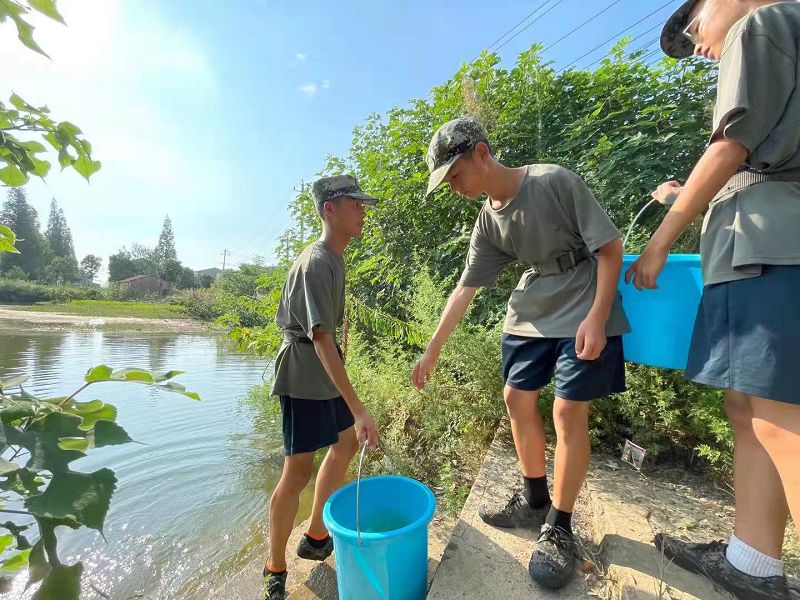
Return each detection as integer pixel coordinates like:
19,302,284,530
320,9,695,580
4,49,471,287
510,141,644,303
307,425,359,538
268,452,315,571
727,391,788,559
750,395,800,534
504,385,547,478
550,397,591,515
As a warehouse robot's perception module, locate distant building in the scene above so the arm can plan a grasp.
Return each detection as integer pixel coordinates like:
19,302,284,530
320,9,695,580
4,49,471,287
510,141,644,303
119,274,169,296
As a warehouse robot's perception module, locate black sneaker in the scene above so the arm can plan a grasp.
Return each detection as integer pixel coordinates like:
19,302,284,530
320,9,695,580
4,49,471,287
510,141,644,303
478,491,550,529
262,568,287,600
528,523,578,590
655,534,798,600
296,534,334,561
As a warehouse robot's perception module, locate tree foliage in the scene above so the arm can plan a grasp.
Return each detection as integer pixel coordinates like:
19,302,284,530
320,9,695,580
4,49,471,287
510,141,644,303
0,189,47,278
79,254,101,281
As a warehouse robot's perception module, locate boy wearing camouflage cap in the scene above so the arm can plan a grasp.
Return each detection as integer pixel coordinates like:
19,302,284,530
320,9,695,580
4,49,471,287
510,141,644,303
412,117,629,590
264,175,380,600
628,2,800,598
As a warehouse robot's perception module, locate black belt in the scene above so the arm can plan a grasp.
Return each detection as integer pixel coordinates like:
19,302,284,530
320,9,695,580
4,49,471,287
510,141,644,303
716,168,800,200
529,246,591,277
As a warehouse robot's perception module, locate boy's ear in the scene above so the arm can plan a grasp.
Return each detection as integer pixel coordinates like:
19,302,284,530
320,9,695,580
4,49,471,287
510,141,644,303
474,141,491,162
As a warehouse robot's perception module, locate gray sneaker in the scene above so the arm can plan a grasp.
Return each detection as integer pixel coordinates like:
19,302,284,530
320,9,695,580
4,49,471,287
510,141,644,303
296,534,334,561
262,568,287,600
528,524,578,590
655,534,799,600
478,491,550,529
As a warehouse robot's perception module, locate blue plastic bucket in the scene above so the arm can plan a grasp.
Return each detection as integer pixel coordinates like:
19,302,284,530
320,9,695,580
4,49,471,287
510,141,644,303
323,475,436,600
618,254,703,370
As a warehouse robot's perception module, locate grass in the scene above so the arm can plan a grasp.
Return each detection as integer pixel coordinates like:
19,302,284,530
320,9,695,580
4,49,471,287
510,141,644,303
7,300,188,319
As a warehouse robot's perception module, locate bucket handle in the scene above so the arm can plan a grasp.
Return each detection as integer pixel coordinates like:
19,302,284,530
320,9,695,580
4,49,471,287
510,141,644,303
623,198,657,250
356,441,368,545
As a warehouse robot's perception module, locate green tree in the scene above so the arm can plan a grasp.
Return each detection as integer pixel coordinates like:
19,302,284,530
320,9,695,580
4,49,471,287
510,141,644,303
79,254,101,281
107,249,138,282
178,266,196,289
154,215,177,264
161,257,182,286
43,199,78,283
0,188,47,278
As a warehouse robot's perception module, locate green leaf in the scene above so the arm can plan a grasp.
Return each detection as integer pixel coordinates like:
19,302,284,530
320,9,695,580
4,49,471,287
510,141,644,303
0,548,30,572
72,399,104,413
18,140,45,153
84,365,112,382
18,413,86,474
0,534,13,553
57,437,89,452
159,381,201,401
28,0,65,24
0,400,38,421
93,420,133,448
72,154,100,180
56,121,81,136
0,164,28,186
154,370,185,383
25,468,117,532
0,521,30,551
111,368,153,384
27,540,50,585
32,562,83,600
31,157,50,177
75,404,116,431
8,14,49,58
0,468,43,495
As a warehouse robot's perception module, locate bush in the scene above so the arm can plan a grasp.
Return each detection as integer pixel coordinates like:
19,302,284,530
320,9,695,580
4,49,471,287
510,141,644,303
4,265,27,280
0,278,105,303
168,288,221,321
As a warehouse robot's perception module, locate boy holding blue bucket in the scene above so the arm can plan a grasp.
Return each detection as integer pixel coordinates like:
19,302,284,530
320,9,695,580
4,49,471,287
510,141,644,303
265,175,380,600
412,117,629,589
628,2,800,598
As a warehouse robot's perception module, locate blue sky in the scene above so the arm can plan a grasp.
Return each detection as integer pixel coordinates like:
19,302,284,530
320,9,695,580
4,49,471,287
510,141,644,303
1,0,681,278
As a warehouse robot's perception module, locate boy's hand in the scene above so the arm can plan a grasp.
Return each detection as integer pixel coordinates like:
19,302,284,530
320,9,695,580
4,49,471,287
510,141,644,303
652,180,682,206
625,243,669,290
411,348,440,391
354,409,379,449
576,315,606,361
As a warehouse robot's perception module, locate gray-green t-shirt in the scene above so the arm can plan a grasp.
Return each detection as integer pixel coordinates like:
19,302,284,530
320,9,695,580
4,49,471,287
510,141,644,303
459,164,630,338
270,241,345,400
702,2,800,285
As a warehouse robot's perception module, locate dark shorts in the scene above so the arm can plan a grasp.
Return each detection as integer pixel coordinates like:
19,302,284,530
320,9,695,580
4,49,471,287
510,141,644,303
280,395,355,456
501,334,626,401
685,265,800,405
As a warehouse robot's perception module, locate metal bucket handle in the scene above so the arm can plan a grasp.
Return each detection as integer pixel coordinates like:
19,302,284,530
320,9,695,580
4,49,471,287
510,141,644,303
356,442,368,545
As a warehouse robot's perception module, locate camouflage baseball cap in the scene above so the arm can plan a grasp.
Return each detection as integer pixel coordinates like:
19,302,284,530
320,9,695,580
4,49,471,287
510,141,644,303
425,117,490,196
311,175,378,217
661,0,701,59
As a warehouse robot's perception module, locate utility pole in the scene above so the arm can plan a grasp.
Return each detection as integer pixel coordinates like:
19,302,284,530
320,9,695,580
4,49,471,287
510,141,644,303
221,249,229,272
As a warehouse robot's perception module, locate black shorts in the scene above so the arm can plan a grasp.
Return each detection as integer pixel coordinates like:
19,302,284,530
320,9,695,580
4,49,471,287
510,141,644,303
280,396,355,456
501,334,626,401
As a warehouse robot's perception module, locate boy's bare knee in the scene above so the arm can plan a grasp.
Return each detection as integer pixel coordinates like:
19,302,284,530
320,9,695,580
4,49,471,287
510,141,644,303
724,392,753,431
332,431,359,459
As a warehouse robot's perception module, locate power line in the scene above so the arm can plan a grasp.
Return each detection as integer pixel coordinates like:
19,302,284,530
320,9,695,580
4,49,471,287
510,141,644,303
540,0,626,55
493,0,569,54
556,0,679,74
480,0,560,57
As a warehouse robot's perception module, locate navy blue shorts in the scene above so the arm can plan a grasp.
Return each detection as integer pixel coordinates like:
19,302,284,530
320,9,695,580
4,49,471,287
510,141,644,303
279,396,355,456
501,334,626,401
686,265,800,405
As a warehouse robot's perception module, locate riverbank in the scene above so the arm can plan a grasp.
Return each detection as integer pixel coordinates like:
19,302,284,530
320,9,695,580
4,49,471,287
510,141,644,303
0,304,213,333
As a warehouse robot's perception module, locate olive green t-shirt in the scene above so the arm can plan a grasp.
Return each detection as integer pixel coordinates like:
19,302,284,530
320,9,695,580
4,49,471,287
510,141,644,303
270,241,345,400
459,164,630,338
702,2,800,285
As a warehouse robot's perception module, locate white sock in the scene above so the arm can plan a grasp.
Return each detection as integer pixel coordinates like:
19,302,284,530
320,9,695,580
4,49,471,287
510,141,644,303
725,534,784,578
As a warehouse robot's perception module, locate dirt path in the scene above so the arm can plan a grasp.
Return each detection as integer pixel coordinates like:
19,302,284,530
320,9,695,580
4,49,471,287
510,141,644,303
0,306,213,333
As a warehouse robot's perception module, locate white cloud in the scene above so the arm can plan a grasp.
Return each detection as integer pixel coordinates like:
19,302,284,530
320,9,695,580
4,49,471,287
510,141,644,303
321,80,331,89
295,52,308,61
298,83,319,97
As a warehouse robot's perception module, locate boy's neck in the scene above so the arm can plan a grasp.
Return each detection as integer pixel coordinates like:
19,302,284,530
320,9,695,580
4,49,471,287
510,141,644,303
483,162,527,209
320,228,349,256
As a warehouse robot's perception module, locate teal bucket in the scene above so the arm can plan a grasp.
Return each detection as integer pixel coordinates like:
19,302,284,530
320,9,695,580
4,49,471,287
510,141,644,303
618,254,703,370
323,475,436,600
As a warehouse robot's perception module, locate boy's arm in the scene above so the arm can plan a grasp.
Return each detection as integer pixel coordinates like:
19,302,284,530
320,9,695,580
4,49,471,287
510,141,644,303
313,329,378,448
577,237,623,360
411,285,478,390
626,138,749,290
